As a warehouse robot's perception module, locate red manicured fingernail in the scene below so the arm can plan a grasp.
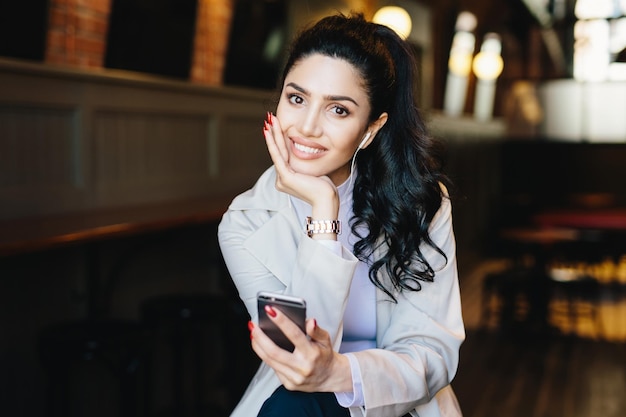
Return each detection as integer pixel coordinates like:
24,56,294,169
265,304,277,318
248,320,254,331
267,112,273,126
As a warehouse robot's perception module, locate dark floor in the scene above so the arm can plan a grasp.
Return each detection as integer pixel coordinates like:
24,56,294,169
453,257,626,417
453,329,626,417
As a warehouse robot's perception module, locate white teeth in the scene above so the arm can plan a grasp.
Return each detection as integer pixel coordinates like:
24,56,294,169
294,142,323,154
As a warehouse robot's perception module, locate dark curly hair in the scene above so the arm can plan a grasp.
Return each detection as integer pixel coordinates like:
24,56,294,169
280,13,450,301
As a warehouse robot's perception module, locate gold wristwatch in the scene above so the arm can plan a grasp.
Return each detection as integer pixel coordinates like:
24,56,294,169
305,217,341,238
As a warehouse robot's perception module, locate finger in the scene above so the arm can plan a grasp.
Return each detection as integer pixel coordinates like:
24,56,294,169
250,320,310,388
263,120,288,170
305,318,332,347
268,113,289,162
305,318,316,337
264,123,297,192
268,305,309,349
249,320,288,363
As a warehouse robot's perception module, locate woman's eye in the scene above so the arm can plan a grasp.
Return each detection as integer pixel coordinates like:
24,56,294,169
288,94,304,105
332,105,350,116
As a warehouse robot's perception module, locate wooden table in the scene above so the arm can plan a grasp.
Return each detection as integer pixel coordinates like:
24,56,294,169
0,196,233,318
0,196,232,257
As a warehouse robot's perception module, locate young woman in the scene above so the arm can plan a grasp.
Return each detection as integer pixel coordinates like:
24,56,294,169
218,13,465,417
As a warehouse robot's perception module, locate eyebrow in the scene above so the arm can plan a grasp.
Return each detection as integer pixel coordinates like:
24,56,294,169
286,82,360,106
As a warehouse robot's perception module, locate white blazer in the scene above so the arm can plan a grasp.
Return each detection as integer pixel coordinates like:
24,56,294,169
218,167,465,417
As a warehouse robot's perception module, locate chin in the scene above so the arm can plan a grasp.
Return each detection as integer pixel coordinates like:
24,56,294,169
291,165,325,178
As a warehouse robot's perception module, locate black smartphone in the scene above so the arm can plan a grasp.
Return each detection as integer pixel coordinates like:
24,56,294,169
257,291,307,352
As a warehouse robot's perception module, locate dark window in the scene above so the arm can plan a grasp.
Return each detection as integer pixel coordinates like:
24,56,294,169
0,1,48,61
105,0,197,79
223,0,287,90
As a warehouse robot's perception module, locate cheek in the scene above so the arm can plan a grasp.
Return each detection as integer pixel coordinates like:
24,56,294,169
275,108,294,132
335,128,364,152
275,98,291,120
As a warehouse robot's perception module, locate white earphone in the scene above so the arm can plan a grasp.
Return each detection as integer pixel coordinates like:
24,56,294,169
357,132,371,150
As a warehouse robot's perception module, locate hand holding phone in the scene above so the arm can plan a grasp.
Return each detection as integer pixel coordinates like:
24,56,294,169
257,291,306,352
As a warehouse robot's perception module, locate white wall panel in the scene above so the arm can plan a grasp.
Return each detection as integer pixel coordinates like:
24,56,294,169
0,58,272,219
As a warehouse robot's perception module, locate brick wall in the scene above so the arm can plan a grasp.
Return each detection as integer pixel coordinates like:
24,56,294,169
44,0,235,85
45,0,112,69
190,0,234,85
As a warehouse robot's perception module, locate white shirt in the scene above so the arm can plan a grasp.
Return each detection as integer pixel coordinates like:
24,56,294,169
289,175,375,407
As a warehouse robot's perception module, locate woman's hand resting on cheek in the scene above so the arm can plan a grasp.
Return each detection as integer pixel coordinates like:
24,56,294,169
263,113,339,222
249,306,353,393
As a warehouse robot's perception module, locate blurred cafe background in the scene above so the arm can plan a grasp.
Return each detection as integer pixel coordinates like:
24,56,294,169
0,0,625,416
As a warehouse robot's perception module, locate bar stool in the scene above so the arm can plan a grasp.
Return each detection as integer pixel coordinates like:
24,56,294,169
548,273,603,337
38,319,147,417
140,293,254,417
480,266,550,331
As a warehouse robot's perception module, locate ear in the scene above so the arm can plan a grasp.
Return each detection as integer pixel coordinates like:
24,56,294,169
359,112,388,150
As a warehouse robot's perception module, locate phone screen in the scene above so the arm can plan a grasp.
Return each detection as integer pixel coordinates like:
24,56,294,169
257,291,306,352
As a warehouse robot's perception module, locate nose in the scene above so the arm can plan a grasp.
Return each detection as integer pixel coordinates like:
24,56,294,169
299,108,323,138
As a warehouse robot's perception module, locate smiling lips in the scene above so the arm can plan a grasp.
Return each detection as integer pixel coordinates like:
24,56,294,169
293,140,325,156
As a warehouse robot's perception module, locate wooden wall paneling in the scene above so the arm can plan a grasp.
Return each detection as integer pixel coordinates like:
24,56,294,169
92,110,212,205
0,104,85,218
218,114,272,192
0,58,273,220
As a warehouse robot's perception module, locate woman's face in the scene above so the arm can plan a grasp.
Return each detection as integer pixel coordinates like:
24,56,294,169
276,54,376,185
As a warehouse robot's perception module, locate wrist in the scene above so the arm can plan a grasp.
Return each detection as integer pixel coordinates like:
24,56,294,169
310,187,339,220
320,352,353,393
